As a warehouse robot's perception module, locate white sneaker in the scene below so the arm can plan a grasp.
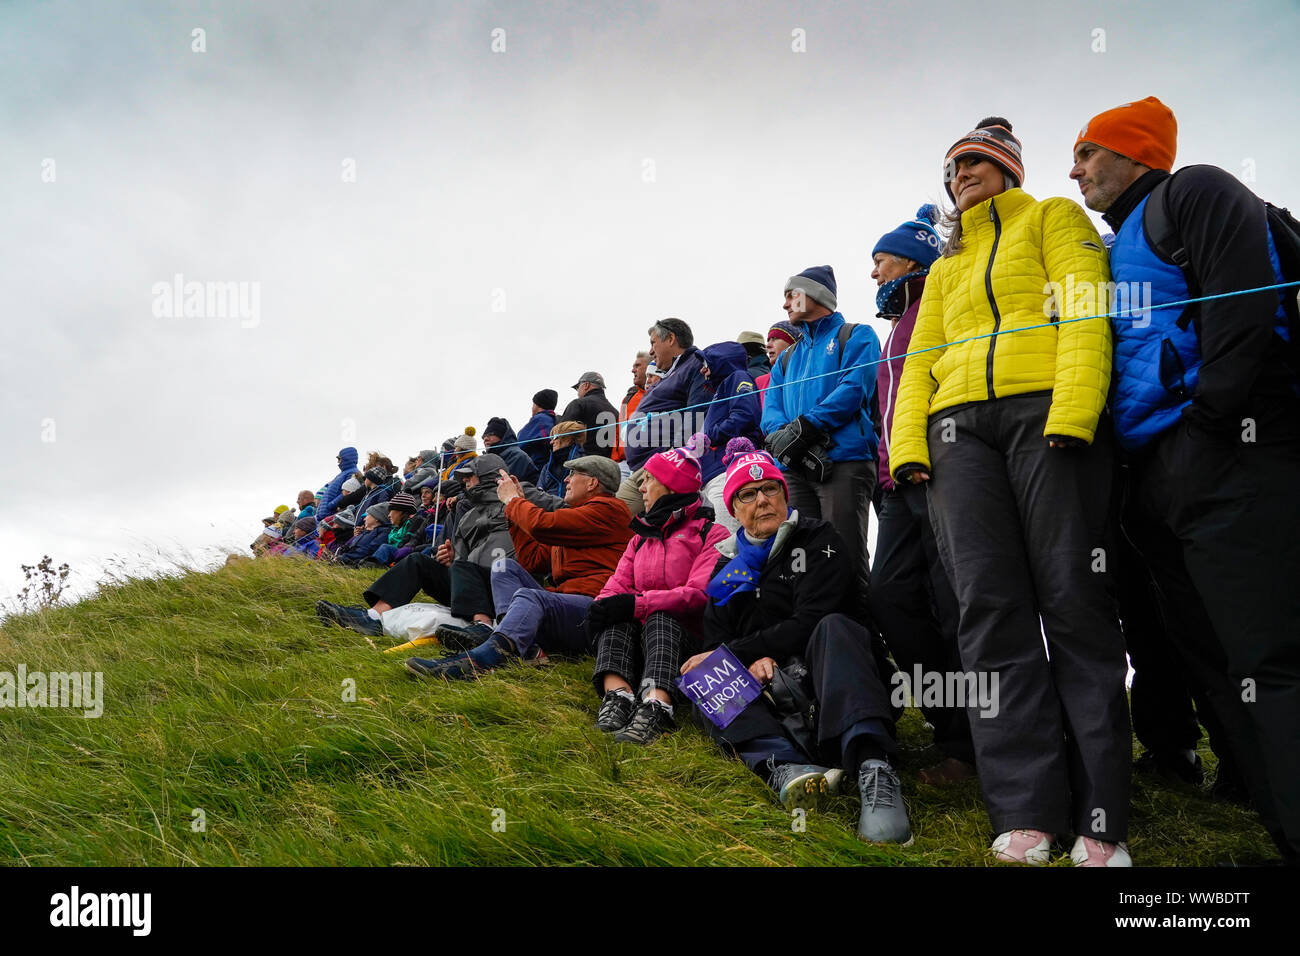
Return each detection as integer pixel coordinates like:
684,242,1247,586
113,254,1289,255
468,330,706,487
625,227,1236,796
1070,835,1132,867
991,829,1055,865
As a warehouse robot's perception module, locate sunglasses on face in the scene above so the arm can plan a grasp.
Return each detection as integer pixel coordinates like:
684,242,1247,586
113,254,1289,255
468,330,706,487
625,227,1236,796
735,481,784,505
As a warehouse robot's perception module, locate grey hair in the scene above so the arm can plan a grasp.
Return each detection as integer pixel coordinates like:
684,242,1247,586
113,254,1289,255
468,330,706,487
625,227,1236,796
647,317,694,350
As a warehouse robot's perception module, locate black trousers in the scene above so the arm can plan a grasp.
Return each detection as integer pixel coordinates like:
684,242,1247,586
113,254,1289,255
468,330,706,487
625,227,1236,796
1133,421,1300,862
870,483,974,765
700,614,896,772
926,394,1131,840
362,554,494,621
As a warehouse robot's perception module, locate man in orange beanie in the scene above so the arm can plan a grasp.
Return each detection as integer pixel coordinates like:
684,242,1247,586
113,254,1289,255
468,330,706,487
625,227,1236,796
1071,96,1300,866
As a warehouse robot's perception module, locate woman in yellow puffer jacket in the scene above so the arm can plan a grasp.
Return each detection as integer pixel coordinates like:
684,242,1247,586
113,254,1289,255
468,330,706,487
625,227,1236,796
890,118,1131,868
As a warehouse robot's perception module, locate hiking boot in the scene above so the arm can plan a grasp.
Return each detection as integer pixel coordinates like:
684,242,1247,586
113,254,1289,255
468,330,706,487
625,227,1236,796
435,621,495,652
1134,748,1203,787
613,699,674,746
595,689,637,732
918,756,977,785
857,759,912,844
1070,836,1132,868
769,760,831,811
325,603,382,636
991,829,1055,865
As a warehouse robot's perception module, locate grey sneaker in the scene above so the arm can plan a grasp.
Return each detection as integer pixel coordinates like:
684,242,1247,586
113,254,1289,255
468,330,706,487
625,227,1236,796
595,690,637,732
768,759,832,811
857,759,912,845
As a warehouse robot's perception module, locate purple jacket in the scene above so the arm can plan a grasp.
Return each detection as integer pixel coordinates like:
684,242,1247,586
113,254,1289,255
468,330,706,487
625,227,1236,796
876,278,927,492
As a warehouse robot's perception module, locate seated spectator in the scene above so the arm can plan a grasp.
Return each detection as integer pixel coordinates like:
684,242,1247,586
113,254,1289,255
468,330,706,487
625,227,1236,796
620,318,711,515
755,321,798,405
251,505,291,555
518,389,558,471
588,437,730,745
681,441,911,843
319,447,360,519
332,476,365,517
537,420,586,495
318,506,358,555
559,372,619,457
316,454,516,635
357,466,398,519
364,492,421,568
697,342,763,532
285,516,321,559
336,503,392,567
402,447,443,493
405,456,634,679
483,417,541,484
296,491,317,519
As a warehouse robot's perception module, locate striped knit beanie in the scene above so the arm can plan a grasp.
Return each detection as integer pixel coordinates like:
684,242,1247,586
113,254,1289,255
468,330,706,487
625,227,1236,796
944,117,1024,200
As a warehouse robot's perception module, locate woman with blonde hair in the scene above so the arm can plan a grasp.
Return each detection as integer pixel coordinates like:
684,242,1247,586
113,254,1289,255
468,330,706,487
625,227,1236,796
890,117,1131,867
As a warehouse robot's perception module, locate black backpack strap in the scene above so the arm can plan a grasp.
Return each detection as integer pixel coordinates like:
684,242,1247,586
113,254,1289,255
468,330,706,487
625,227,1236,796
1143,173,1201,331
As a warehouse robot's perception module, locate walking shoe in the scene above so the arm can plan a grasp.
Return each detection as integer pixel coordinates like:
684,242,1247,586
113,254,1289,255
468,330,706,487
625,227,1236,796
768,760,831,811
918,756,977,786
991,829,1055,865
407,633,519,680
1070,836,1132,867
613,699,675,745
324,603,383,636
857,759,912,844
595,689,637,732
434,621,494,652
1135,748,1203,787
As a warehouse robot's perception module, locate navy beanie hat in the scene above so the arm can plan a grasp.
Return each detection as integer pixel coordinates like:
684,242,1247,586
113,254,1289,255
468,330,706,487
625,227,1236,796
873,205,943,268
533,389,558,410
784,265,837,312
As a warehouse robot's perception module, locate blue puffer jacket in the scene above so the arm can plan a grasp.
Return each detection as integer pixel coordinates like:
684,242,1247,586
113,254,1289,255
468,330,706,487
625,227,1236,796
698,342,763,484
319,447,359,518
760,312,881,463
518,411,556,471
625,346,712,469
1109,195,1288,451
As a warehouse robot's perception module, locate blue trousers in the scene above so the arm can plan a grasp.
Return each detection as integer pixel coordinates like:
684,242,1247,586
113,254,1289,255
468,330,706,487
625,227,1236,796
490,559,594,656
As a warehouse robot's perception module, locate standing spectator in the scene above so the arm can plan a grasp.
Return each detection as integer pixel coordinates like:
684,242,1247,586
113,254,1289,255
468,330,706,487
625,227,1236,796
737,331,771,380
518,390,558,472
697,342,763,532
588,437,730,745
754,321,797,404
1072,96,1300,864
483,417,540,484
761,266,881,609
621,318,711,515
319,447,360,519
683,442,911,843
867,205,975,784
559,372,619,457
891,117,1128,866
611,352,649,472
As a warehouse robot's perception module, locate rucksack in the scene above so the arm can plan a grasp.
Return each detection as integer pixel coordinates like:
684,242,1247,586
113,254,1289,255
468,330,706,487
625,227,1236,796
1144,171,1300,366
779,322,883,440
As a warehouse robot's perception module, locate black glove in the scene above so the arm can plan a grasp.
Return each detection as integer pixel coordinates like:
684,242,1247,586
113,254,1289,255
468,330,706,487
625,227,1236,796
584,593,637,637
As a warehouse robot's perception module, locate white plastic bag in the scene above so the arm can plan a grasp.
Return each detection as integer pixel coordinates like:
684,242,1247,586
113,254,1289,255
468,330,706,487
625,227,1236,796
379,602,469,640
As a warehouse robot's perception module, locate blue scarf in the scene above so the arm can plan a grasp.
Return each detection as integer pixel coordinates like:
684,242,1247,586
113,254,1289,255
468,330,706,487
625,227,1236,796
875,270,928,318
707,523,781,606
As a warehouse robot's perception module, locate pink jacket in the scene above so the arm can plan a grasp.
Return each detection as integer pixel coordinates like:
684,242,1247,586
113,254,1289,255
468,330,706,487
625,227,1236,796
596,498,731,626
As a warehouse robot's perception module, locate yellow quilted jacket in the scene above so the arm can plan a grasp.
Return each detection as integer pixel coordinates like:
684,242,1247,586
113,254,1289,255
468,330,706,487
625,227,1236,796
889,188,1113,478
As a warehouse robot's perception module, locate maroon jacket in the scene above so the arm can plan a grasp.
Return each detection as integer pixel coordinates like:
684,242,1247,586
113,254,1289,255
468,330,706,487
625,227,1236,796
876,276,927,492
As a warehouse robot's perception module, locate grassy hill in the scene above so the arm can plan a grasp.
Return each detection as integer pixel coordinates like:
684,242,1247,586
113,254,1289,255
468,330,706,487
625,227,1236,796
0,557,1276,866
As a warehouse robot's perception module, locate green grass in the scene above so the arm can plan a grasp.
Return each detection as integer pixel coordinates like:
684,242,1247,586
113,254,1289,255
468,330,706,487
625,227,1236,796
0,557,1276,866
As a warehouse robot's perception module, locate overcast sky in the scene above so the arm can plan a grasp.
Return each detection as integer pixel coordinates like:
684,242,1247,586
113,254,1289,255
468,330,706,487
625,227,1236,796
3,0,1298,606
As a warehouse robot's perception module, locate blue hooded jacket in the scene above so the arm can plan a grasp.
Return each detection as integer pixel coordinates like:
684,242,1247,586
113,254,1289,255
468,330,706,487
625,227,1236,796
698,342,763,483
320,447,359,518
518,411,556,471
760,312,880,463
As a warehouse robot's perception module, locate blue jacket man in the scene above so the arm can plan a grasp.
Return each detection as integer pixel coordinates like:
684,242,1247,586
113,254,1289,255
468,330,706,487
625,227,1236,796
760,266,880,609
518,390,558,472
698,341,763,486
319,447,359,519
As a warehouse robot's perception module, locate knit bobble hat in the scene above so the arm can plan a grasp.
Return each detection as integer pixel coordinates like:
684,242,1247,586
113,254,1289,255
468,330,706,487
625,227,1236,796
944,117,1024,200
721,438,789,517
872,204,944,268
642,432,708,494
454,426,477,453
387,491,419,514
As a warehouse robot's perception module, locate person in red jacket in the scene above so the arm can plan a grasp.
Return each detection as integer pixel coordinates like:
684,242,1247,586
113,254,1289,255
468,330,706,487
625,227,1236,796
405,456,633,680
588,435,731,745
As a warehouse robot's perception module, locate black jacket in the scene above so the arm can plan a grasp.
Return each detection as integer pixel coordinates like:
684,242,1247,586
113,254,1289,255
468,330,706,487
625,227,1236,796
1104,165,1299,441
559,388,619,457
701,513,851,665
